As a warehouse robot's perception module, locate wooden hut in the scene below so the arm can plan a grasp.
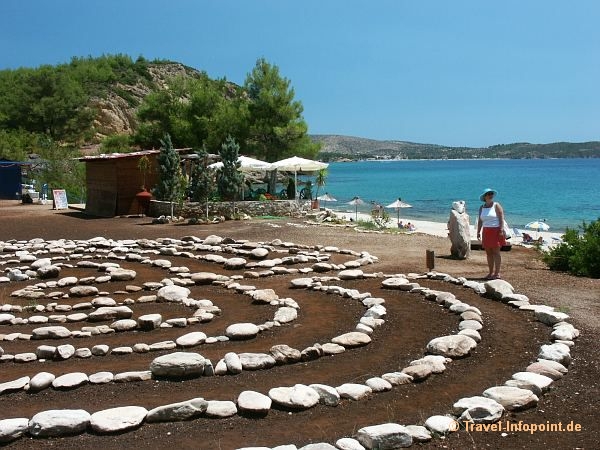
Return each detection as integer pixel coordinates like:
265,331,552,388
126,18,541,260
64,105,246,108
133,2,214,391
79,149,195,217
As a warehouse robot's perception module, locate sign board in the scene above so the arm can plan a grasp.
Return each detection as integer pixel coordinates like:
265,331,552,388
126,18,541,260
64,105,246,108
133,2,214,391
52,189,68,210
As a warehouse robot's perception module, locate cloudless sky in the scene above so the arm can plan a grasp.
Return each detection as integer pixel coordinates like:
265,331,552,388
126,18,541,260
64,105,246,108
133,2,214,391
1,0,598,147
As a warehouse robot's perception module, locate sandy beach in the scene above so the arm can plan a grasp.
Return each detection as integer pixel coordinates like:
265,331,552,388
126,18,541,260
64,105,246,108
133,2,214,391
331,209,564,248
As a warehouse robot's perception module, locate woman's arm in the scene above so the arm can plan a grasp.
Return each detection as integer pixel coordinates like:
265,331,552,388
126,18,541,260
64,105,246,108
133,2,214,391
495,203,505,236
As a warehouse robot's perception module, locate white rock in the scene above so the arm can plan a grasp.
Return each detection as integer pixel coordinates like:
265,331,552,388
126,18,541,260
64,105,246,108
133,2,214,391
224,257,246,269
109,268,137,281
52,372,88,390
55,344,75,360
226,323,260,340
238,353,276,370
535,310,570,326
404,425,432,442
29,372,56,392
331,332,371,348
0,376,30,395
89,372,114,384
459,319,483,331
110,319,138,332
381,277,411,289
205,400,237,418
250,289,279,303
156,285,190,302
452,396,504,423
426,335,477,358
28,409,90,437
336,383,372,401
268,384,320,410
224,352,243,374
0,418,29,443
150,352,205,378
512,372,554,391
365,377,393,392
381,372,413,386
31,326,71,340
308,384,341,407
538,343,572,366
483,386,539,411
113,371,152,382
335,437,366,450
89,406,147,433
137,314,162,330
238,390,272,414
146,398,208,422
356,423,412,449
176,331,207,347
484,279,514,299
274,307,297,323
91,344,110,356
424,415,458,434
88,306,133,322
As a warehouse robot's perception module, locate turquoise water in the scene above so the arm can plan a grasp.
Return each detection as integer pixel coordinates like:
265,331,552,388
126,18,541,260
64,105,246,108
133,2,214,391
318,159,600,232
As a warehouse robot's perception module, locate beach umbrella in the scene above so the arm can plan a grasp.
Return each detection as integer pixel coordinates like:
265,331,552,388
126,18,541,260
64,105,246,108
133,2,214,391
525,220,550,238
271,156,329,200
348,196,365,221
317,192,337,208
208,155,272,172
525,220,550,231
385,198,413,223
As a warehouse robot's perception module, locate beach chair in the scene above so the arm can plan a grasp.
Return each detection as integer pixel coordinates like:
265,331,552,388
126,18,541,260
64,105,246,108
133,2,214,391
512,227,523,238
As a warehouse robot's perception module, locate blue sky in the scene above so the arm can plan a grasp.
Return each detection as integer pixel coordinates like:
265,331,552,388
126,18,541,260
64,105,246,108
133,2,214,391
1,0,598,147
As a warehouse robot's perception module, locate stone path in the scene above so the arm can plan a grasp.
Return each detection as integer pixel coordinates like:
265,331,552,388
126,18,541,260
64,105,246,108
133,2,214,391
0,235,578,448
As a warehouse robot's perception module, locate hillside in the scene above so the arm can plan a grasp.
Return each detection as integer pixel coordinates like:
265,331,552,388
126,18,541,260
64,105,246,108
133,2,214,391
312,135,600,160
1,55,598,160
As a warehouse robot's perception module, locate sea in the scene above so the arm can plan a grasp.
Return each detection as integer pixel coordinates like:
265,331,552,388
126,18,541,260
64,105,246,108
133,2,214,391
316,158,600,233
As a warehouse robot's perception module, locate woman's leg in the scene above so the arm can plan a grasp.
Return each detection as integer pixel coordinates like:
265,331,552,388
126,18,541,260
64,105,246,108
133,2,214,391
492,248,502,277
485,248,494,277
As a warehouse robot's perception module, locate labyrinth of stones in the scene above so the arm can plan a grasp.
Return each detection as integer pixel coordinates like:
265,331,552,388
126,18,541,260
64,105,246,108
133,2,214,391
0,235,578,448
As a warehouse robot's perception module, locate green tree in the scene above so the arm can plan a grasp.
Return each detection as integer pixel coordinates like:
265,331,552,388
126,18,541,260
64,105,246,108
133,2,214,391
189,145,216,219
244,58,320,162
153,133,183,204
100,133,132,154
544,219,600,278
217,136,243,217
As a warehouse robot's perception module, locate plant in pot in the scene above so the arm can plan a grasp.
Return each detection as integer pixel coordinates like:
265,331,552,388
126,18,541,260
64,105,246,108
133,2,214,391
313,168,328,209
135,155,152,215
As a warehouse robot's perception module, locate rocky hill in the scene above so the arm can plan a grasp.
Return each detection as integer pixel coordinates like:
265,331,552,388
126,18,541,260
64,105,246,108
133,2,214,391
312,134,600,160
89,62,206,139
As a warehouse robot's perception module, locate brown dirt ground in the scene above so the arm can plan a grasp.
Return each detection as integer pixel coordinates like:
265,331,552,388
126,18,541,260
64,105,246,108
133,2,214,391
0,201,598,450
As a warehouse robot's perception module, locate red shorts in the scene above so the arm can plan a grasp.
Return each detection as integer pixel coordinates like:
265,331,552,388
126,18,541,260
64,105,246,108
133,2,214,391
482,227,506,249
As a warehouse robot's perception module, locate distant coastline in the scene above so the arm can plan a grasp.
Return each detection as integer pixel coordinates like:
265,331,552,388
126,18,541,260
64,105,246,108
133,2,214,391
312,134,600,161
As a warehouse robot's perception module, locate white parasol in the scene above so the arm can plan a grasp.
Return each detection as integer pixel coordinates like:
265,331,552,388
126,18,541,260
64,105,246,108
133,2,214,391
385,198,413,223
525,219,550,238
316,192,337,208
208,155,272,172
271,156,329,200
348,196,365,221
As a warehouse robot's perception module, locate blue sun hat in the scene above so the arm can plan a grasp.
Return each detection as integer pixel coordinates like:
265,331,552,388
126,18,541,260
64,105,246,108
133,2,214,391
479,188,497,202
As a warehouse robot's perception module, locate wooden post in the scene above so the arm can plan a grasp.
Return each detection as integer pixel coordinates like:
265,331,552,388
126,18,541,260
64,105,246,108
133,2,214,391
426,249,435,271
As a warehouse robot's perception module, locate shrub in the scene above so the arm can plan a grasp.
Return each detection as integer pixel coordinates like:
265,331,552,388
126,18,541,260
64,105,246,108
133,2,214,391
543,218,600,278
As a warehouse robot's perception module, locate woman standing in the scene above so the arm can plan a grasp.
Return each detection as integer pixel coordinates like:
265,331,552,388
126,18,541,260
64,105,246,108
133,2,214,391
476,188,506,279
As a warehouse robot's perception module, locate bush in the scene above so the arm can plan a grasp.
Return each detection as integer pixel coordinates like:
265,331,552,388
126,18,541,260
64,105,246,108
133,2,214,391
543,218,600,278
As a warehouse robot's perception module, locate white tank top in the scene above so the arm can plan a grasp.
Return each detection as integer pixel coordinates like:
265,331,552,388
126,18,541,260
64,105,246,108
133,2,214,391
480,202,500,228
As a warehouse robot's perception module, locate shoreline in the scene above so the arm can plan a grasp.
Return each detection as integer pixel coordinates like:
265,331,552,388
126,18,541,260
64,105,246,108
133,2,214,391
329,210,564,248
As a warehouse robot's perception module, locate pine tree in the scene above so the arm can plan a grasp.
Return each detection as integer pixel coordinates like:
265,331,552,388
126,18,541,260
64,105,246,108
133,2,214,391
217,135,243,217
153,133,184,215
189,145,216,219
